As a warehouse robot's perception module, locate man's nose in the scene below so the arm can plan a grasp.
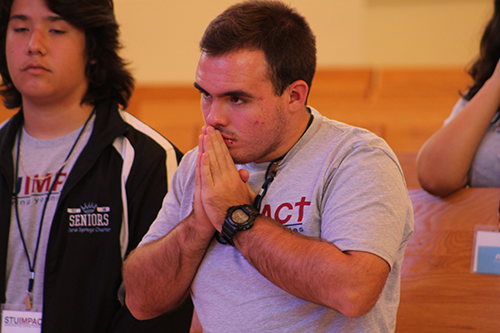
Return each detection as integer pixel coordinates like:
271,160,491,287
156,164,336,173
27,30,47,56
204,101,229,128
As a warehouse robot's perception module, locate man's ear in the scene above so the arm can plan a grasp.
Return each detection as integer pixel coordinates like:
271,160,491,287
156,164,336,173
287,80,309,110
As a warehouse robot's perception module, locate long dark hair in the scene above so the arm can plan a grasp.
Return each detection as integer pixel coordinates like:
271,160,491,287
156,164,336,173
463,0,500,101
200,0,316,98
0,0,134,109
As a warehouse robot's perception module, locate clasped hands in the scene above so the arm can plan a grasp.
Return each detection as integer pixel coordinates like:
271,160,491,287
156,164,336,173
194,126,255,234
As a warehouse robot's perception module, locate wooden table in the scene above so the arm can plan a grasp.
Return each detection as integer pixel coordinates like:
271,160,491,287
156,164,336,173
396,188,500,332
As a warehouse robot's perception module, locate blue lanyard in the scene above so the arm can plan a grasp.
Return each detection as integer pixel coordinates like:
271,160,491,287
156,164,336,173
12,109,94,308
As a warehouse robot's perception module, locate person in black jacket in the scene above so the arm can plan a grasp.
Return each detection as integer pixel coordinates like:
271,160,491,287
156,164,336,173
0,0,193,332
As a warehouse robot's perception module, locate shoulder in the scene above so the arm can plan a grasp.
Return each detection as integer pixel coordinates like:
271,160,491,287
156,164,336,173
0,119,9,131
0,109,22,133
0,111,22,155
118,110,182,158
174,148,198,177
311,110,396,162
302,109,403,180
444,97,468,125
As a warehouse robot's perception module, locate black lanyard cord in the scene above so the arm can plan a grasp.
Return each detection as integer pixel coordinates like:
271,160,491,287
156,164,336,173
252,112,314,210
215,112,314,245
13,108,95,294
253,153,286,211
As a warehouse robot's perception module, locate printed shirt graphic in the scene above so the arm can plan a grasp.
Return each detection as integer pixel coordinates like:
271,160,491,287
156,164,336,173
6,121,93,309
67,202,112,234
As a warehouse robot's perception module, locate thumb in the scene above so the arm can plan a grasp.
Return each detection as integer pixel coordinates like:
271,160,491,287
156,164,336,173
238,169,250,183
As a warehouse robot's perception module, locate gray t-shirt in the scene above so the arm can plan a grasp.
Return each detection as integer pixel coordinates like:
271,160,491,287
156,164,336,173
6,118,93,310
445,98,500,187
142,107,413,332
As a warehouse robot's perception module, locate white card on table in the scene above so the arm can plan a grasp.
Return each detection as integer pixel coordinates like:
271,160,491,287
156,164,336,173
472,229,500,274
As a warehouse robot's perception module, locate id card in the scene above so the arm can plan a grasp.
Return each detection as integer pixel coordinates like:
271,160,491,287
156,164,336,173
1,305,42,333
472,228,500,275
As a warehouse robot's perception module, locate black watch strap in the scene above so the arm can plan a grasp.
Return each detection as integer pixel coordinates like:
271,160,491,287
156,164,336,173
217,204,259,246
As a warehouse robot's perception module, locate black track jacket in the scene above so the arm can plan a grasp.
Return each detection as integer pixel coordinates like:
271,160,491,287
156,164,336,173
0,100,193,332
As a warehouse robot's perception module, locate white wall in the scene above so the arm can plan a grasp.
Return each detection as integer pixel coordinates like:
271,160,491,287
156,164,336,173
114,0,492,84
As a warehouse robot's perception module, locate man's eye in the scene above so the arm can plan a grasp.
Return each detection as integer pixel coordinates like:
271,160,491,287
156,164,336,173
49,29,66,34
230,97,245,104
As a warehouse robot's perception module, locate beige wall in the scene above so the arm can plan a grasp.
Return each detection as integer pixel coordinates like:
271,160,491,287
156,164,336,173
366,0,491,67
114,0,492,85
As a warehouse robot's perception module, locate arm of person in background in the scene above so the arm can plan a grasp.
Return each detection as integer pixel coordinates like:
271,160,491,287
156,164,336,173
417,58,500,197
198,126,391,318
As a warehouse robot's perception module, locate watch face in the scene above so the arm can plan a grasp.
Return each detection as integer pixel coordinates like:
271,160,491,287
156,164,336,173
231,209,249,224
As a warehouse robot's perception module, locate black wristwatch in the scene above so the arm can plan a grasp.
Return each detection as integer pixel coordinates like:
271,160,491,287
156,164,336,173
218,204,259,246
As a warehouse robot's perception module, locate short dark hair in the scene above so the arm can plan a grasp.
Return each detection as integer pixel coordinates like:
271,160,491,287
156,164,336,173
200,0,316,97
464,0,500,101
0,0,134,109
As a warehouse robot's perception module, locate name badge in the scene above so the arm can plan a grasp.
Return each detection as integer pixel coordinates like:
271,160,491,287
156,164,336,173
472,229,500,275
1,307,42,333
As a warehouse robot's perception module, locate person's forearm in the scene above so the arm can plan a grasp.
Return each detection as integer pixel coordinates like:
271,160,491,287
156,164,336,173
417,77,500,196
123,214,214,320
234,216,389,317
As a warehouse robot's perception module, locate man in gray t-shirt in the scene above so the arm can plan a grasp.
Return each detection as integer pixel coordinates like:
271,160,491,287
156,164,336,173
123,2,414,332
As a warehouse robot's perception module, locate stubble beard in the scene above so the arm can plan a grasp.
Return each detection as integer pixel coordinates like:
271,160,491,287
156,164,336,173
230,104,288,165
